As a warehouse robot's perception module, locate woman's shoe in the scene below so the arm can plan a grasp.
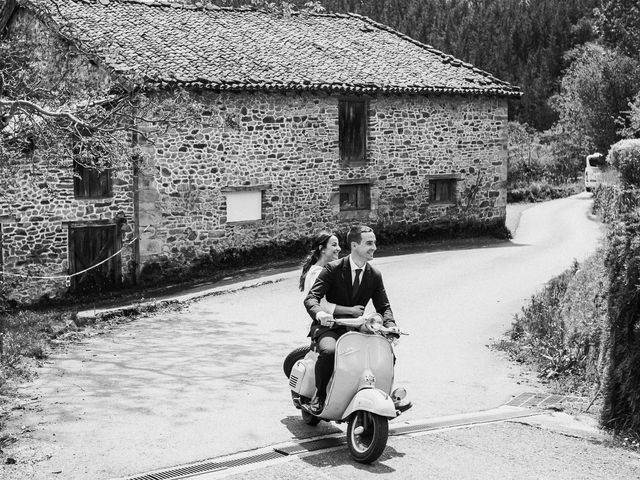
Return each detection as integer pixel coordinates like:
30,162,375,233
302,396,324,415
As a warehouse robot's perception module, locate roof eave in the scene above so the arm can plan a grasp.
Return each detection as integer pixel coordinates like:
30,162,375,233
134,78,523,98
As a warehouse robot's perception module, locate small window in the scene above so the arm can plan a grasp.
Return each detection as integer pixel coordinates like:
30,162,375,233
340,184,371,211
339,99,367,163
226,190,262,222
429,179,456,204
73,159,112,199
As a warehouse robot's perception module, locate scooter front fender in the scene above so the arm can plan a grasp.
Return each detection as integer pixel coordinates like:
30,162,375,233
341,388,397,421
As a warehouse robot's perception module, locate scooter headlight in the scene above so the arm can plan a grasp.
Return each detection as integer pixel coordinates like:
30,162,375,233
391,387,407,402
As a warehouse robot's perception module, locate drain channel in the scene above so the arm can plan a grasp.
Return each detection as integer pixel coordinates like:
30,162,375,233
506,392,579,409
124,451,285,480
118,406,540,480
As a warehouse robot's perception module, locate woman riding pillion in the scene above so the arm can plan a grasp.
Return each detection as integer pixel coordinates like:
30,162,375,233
299,231,366,320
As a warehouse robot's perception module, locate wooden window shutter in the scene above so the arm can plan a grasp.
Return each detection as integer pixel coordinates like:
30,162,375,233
339,99,367,163
73,159,112,198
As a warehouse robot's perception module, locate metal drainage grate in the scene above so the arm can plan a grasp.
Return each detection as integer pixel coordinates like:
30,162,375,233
506,392,573,409
275,436,346,456
125,436,348,480
126,451,284,480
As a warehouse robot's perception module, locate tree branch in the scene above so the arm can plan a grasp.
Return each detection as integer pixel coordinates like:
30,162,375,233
1,98,96,130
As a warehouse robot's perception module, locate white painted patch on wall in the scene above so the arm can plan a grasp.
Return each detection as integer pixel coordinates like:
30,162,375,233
225,190,262,222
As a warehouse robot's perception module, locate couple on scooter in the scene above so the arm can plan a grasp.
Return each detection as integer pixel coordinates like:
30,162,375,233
300,224,400,415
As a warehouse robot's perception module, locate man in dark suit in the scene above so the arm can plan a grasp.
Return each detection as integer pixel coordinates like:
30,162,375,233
303,224,398,414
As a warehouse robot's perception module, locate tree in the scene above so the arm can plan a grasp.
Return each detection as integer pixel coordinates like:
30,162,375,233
596,0,640,58
549,42,640,171
618,92,640,139
0,1,187,188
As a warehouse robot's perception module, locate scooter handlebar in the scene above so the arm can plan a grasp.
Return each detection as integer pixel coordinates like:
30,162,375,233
333,313,408,336
377,325,409,336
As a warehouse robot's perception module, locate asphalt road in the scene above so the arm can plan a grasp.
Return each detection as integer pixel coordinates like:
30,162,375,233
2,194,607,479
211,421,640,480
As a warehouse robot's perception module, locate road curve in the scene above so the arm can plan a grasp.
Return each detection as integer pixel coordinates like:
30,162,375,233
2,194,603,480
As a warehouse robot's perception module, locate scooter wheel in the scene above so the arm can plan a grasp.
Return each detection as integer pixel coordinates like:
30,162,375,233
347,411,388,463
283,346,311,378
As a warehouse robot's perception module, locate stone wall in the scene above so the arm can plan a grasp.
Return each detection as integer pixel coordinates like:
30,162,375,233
0,9,136,302
137,90,507,277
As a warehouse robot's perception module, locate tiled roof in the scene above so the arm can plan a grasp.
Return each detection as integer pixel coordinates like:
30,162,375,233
21,0,521,97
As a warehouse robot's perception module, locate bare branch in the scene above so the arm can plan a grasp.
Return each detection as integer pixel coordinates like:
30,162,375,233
1,98,97,130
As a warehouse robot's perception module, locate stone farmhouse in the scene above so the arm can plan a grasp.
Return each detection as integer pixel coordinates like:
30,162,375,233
0,0,520,302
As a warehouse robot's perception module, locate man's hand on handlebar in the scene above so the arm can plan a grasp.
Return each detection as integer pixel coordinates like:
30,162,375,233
386,325,401,345
386,325,402,338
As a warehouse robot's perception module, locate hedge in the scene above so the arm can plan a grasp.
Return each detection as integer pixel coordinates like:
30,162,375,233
600,215,640,432
607,139,640,187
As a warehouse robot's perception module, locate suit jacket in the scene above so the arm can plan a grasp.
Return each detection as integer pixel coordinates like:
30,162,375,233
304,255,395,338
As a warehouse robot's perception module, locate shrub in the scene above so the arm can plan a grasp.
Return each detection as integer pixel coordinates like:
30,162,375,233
601,213,640,432
607,139,640,187
507,262,580,381
507,121,579,185
560,250,608,386
507,180,582,203
501,253,607,396
593,182,640,223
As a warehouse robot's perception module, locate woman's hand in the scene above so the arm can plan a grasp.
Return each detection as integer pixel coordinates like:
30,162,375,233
348,305,365,317
316,311,335,327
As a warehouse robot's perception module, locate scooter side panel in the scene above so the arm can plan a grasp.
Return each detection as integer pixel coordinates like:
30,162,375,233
321,332,394,420
289,357,316,398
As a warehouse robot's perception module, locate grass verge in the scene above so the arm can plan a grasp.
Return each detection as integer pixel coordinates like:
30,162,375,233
494,250,606,404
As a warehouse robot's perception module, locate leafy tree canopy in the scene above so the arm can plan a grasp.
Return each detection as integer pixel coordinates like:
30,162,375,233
550,43,640,163
596,0,640,58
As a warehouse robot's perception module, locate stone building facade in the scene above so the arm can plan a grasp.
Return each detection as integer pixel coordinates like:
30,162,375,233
138,91,508,273
0,0,518,303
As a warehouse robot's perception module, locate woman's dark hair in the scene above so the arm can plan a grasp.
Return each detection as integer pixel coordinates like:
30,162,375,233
299,231,335,292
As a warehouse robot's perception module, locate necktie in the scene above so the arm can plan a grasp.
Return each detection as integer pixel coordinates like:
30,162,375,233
353,268,362,296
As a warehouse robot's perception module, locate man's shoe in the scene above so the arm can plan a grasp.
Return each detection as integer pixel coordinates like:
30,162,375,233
302,397,324,415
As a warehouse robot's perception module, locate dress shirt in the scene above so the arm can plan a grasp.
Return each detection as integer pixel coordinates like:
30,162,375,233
348,255,367,285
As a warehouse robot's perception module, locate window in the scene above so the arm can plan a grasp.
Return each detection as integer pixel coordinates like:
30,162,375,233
74,159,112,198
225,190,262,222
339,184,371,211
339,99,367,163
429,179,456,203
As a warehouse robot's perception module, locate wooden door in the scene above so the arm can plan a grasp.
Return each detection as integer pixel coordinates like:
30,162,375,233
69,224,121,294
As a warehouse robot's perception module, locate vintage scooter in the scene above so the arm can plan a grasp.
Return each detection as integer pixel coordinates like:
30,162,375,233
283,313,410,463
